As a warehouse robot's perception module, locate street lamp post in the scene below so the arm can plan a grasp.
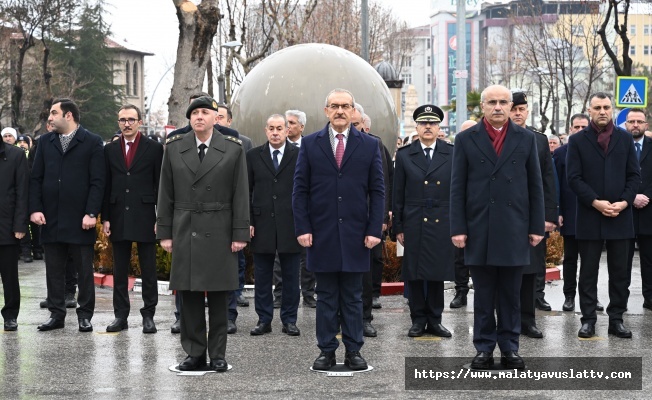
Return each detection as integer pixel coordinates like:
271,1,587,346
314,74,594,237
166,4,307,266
220,40,242,104
145,64,174,135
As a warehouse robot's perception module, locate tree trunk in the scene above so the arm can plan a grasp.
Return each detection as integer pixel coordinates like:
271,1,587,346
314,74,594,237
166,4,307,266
168,0,220,128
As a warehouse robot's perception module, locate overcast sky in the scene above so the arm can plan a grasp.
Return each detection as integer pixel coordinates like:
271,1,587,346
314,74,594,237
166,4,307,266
104,0,431,115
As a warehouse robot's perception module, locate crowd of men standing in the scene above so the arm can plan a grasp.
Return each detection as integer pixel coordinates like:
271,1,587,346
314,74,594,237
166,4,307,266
0,83,650,372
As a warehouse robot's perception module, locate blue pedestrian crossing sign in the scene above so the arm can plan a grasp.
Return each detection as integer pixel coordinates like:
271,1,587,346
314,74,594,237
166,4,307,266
616,76,648,108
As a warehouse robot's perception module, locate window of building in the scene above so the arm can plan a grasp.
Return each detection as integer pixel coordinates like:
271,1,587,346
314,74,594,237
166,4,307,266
404,56,412,67
402,73,412,85
427,56,431,67
427,91,431,102
132,61,138,96
645,24,650,35
427,38,431,49
645,45,650,56
571,25,584,36
427,74,431,84
631,45,636,56
125,61,130,96
631,25,637,35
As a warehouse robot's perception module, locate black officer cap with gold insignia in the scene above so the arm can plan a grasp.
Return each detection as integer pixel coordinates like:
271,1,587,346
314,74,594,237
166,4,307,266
413,104,444,123
186,96,220,119
512,91,528,107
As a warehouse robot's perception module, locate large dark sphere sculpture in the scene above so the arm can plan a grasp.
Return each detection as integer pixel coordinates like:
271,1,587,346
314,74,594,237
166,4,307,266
231,43,398,153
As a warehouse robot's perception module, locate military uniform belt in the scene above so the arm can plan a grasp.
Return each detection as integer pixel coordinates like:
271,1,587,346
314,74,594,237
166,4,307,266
174,202,232,213
405,199,449,208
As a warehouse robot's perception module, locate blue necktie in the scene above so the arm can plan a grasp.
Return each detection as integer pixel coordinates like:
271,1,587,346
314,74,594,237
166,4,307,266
635,142,641,161
273,149,280,171
425,148,432,164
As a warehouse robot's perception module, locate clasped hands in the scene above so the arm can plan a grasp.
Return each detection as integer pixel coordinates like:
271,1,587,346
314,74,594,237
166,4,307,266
592,199,628,217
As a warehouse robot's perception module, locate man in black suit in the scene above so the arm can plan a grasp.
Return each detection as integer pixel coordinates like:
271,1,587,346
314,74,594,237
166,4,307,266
624,109,652,308
553,114,604,312
272,109,316,309
30,98,105,332
393,104,455,338
0,138,28,331
102,104,164,333
451,85,544,370
247,114,302,337
567,92,640,339
509,91,557,338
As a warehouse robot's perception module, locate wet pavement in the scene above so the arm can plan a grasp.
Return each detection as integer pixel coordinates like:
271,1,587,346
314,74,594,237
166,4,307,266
1,251,650,399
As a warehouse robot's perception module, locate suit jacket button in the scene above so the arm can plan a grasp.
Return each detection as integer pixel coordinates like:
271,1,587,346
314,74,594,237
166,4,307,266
205,233,211,237
338,173,342,178
339,218,343,223
125,206,130,210
127,172,130,176
206,186,212,190
437,181,441,185
338,196,342,201
274,179,278,183
271,213,275,217
512,160,516,164
192,232,197,237
272,195,277,200
435,219,439,223
490,199,494,204
424,181,428,185
125,188,129,192
423,218,428,222
192,186,196,190
491,176,496,181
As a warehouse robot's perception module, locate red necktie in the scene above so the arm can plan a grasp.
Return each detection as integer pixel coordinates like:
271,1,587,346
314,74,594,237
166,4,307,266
335,133,344,168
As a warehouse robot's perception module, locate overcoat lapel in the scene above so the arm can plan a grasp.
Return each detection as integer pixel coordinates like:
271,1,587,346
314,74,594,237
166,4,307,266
493,122,524,172
470,123,499,166
276,141,296,175
427,139,450,175
194,131,225,183
640,137,652,163
259,142,277,175
408,140,429,173
129,134,150,170
340,128,361,169
317,128,339,171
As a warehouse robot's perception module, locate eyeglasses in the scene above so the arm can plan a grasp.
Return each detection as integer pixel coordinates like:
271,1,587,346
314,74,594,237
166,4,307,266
417,121,440,126
327,104,353,111
118,118,138,125
626,120,647,125
484,100,511,107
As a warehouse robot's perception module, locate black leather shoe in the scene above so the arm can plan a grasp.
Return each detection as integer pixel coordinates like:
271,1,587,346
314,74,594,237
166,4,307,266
427,323,452,337
450,291,468,308
22,252,33,263
178,355,207,371
78,318,93,332
596,301,604,311
210,358,228,372
372,297,382,309
501,351,525,369
303,296,317,308
227,319,237,334
363,321,377,337
644,298,652,310
408,323,425,337
562,296,575,311
470,352,493,369
33,251,44,260
250,322,272,336
608,322,632,338
37,318,64,331
578,323,595,338
282,323,300,336
521,324,543,338
344,351,368,370
237,294,249,307
171,319,181,334
39,299,49,309
4,319,18,331
313,351,336,371
535,297,552,311
273,297,282,309
65,293,77,309
106,318,128,332
142,316,157,334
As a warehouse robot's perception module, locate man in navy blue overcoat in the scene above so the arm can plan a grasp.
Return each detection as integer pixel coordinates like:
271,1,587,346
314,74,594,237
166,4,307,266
567,92,640,339
293,89,384,371
450,85,544,370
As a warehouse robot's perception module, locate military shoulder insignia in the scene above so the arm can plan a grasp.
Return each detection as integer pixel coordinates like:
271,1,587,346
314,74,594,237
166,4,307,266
166,134,184,145
225,135,242,145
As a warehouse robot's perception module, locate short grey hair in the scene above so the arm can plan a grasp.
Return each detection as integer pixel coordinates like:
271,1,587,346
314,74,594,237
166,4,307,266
285,109,306,125
547,135,560,143
324,88,356,107
362,114,371,129
354,103,365,115
266,113,286,127
480,85,513,102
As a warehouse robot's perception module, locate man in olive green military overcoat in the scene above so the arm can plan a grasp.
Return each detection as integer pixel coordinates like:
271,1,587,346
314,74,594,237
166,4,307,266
157,96,249,372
